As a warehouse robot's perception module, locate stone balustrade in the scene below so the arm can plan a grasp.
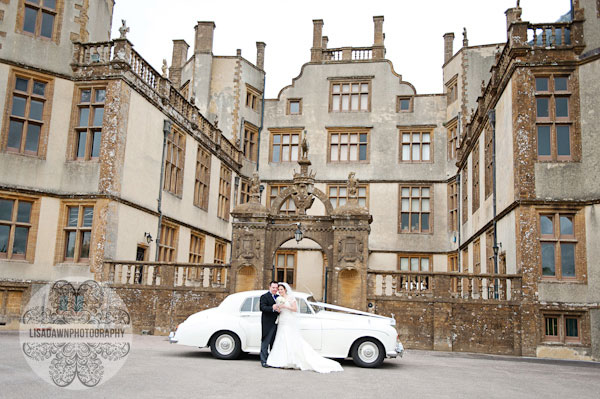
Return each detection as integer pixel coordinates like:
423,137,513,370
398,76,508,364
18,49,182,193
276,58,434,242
527,23,571,48
320,46,376,62
102,261,230,289
368,270,521,301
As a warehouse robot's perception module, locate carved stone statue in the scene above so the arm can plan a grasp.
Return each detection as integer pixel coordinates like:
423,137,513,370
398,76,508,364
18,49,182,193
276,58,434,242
250,172,261,197
462,27,468,47
161,59,168,77
119,20,129,39
348,172,358,199
301,130,309,159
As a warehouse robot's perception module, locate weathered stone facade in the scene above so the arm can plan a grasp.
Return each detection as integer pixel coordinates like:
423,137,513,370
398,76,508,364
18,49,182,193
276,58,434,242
0,0,599,361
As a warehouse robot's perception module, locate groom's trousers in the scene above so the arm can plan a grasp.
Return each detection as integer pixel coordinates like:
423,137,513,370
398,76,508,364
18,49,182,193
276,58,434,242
260,324,277,364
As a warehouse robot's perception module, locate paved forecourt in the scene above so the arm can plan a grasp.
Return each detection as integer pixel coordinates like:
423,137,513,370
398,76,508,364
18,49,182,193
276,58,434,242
1,332,599,399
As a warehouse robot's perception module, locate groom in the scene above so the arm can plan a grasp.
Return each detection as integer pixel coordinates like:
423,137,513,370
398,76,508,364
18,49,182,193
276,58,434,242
259,280,280,367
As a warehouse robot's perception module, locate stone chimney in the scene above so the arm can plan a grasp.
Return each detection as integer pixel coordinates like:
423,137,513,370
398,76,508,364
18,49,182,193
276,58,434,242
311,19,323,62
373,16,385,59
256,42,266,70
169,39,189,87
194,21,215,54
322,36,328,49
443,32,455,64
505,6,522,31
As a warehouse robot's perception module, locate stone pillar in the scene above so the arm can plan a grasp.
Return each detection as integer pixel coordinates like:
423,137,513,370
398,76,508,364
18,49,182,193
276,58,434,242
505,7,522,32
433,303,453,351
443,32,455,64
256,41,266,70
169,39,189,88
311,19,323,62
372,16,385,59
322,36,328,49
194,21,216,54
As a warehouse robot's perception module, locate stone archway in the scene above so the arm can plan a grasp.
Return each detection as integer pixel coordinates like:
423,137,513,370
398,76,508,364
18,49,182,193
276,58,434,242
230,158,372,309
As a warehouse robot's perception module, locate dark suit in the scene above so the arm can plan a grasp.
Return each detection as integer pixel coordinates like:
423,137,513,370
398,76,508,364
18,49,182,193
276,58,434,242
259,291,278,364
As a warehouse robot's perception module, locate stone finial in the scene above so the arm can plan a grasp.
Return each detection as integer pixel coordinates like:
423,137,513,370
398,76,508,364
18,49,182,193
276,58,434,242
119,20,129,39
481,80,486,95
213,115,218,128
190,91,196,105
161,59,168,77
462,27,469,47
301,130,309,159
250,172,261,199
333,171,368,216
231,171,268,216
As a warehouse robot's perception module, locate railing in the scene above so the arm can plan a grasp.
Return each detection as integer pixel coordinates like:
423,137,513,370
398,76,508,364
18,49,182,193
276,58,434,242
323,49,342,61
527,23,571,48
352,48,372,60
75,41,114,64
368,270,521,301
321,46,374,62
103,261,230,289
129,48,161,90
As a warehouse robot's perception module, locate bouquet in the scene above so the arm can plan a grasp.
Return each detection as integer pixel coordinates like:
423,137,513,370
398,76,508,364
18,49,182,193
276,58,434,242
275,296,286,324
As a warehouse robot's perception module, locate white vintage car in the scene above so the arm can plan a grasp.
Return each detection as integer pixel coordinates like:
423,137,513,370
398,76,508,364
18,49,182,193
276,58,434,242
169,290,404,368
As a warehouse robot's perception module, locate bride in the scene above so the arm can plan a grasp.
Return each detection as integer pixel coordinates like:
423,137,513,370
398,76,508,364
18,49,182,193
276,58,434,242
266,283,343,373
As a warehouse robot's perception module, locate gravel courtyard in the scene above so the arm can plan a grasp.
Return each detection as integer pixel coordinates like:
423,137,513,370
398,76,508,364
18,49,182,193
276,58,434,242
1,332,599,399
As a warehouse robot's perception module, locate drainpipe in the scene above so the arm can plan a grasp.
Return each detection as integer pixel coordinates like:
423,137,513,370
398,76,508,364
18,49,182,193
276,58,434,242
256,71,266,172
155,120,171,261
456,112,462,272
488,109,499,298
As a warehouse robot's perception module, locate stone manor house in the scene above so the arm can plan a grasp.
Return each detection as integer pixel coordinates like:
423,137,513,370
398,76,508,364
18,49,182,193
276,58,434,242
0,0,599,361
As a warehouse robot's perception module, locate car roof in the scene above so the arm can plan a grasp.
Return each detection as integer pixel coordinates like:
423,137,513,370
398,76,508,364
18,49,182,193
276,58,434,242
218,290,311,311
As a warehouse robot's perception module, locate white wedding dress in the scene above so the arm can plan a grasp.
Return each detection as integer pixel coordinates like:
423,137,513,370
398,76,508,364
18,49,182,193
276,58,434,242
266,296,343,373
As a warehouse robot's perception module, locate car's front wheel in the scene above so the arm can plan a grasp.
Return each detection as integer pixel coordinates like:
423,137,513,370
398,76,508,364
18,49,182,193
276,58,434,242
210,331,242,360
351,337,385,368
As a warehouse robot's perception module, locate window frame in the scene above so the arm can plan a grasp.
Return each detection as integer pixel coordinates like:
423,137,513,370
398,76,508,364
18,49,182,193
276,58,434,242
286,98,302,115
472,139,480,212
2,69,53,158
163,126,186,197
461,167,469,224
446,118,458,161
269,129,301,163
534,73,573,162
448,180,458,232
217,164,232,221
70,85,106,161
242,122,258,162
0,193,39,262
396,96,414,113
327,128,370,163
16,0,64,43
189,232,205,264
267,184,296,215
158,222,178,262
59,202,95,264
484,123,493,199
398,185,433,234
329,79,371,113
193,146,211,211
245,84,262,113
538,211,580,281
542,313,582,344
398,128,433,163
397,253,432,272
445,75,458,104
327,183,369,209
275,250,297,288
239,178,250,205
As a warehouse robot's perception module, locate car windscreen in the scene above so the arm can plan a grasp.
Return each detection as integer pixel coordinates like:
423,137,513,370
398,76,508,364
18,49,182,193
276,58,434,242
306,296,322,313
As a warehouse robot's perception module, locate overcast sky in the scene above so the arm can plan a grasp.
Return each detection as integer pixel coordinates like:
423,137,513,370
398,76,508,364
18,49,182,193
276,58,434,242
110,0,571,98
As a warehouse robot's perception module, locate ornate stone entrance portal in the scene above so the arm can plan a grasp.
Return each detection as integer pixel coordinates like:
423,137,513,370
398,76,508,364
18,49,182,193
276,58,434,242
231,150,372,309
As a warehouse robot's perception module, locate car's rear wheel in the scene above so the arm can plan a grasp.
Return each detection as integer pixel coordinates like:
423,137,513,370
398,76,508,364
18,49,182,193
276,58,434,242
210,331,241,360
351,337,385,368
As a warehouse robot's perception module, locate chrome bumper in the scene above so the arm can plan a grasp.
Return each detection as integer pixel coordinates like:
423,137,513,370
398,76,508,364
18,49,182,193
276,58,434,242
168,331,178,344
388,342,404,358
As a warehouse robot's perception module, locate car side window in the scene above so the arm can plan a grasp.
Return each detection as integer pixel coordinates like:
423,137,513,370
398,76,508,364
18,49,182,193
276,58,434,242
252,297,261,312
298,299,312,315
240,297,252,312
